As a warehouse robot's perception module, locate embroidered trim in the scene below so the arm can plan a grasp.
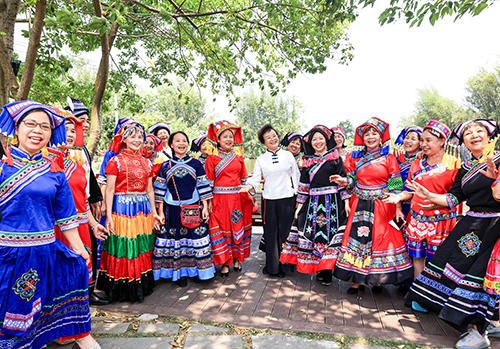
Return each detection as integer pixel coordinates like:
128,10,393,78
213,186,240,194
444,193,459,209
410,208,457,222
466,211,500,218
0,230,55,246
3,298,42,331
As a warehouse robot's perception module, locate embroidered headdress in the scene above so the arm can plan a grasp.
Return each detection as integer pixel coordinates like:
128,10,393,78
302,125,336,156
148,122,171,136
352,117,391,158
0,100,70,171
190,133,207,152
65,97,89,117
442,119,500,169
108,121,146,153
62,111,84,149
206,120,244,156
424,119,451,140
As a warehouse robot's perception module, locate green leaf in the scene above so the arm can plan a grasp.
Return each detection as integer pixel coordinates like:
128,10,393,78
473,3,488,16
0,32,6,36
429,13,436,25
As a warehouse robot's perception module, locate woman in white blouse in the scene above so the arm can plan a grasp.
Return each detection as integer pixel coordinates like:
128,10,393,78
240,124,299,277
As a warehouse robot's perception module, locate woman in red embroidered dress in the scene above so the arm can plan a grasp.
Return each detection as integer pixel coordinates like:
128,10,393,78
384,120,457,291
55,114,108,286
331,118,413,294
97,122,161,302
205,120,253,277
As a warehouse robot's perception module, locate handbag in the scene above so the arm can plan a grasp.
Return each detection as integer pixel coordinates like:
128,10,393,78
170,160,202,229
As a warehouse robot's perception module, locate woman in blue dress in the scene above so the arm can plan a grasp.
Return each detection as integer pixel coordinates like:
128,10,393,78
152,131,215,287
0,100,99,349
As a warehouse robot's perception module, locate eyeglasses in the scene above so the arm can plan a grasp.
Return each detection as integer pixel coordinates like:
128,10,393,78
21,119,52,131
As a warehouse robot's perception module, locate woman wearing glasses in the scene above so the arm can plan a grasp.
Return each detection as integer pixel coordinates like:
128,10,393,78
0,100,99,349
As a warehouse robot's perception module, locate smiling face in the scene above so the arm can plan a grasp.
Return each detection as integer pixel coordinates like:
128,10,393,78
363,127,381,151
200,140,208,157
124,129,144,153
16,110,52,156
77,114,90,137
157,129,170,148
218,129,234,151
334,133,344,149
263,129,280,152
421,129,444,156
311,132,326,155
65,120,76,149
403,131,421,155
145,137,155,156
462,124,489,158
288,137,301,155
171,133,189,157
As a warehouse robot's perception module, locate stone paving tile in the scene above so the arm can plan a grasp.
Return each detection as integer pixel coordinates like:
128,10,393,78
348,345,392,349
184,335,242,349
187,323,229,333
91,322,130,334
252,335,340,348
137,323,180,334
96,337,175,348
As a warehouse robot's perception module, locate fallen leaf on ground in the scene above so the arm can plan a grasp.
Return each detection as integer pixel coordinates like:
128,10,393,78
397,346,405,349
179,295,189,301
288,326,293,329
225,292,229,296
132,323,139,330
179,321,190,330
264,316,278,321
169,341,179,347
234,326,244,334
300,309,306,312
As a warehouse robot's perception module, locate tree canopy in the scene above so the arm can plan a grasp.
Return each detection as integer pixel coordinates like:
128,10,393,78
235,91,305,158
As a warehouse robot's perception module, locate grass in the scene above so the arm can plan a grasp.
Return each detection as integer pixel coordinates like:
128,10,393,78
89,310,445,349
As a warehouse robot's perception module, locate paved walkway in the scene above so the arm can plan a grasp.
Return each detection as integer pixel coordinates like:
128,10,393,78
88,228,469,348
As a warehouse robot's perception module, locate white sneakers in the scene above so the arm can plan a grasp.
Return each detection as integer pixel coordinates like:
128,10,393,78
455,328,490,349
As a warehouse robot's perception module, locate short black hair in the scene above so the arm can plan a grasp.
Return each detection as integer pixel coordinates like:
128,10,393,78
257,124,279,145
168,131,189,147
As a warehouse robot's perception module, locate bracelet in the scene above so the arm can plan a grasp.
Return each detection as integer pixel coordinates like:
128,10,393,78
91,222,99,230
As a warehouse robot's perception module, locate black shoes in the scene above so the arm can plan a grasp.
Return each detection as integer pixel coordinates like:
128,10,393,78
89,291,110,306
316,270,333,286
193,276,201,284
177,277,188,287
372,285,383,294
346,285,365,295
262,266,269,274
233,260,242,272
271,271,286,278
221,266,230,278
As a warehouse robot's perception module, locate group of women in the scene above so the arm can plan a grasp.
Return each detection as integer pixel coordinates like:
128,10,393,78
0,99,499,349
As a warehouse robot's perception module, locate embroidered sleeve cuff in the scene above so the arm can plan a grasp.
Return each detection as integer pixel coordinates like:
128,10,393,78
97,176,107,185
340,189,351,201
297,193,307,204
444,193,459,209
57,214,80,232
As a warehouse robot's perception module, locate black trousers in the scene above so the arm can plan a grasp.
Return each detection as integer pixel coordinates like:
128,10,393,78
262,196,295,274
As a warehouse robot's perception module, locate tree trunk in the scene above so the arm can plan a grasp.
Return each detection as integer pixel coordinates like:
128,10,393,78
86,0,119,159
17,0,46,100
0,0,21,104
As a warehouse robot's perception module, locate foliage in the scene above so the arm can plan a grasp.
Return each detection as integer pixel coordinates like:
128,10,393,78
464,66,500,122
40,0,354,103
399,87,472,130
356,0,496,27
98,82,213,151
235,91,306,158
